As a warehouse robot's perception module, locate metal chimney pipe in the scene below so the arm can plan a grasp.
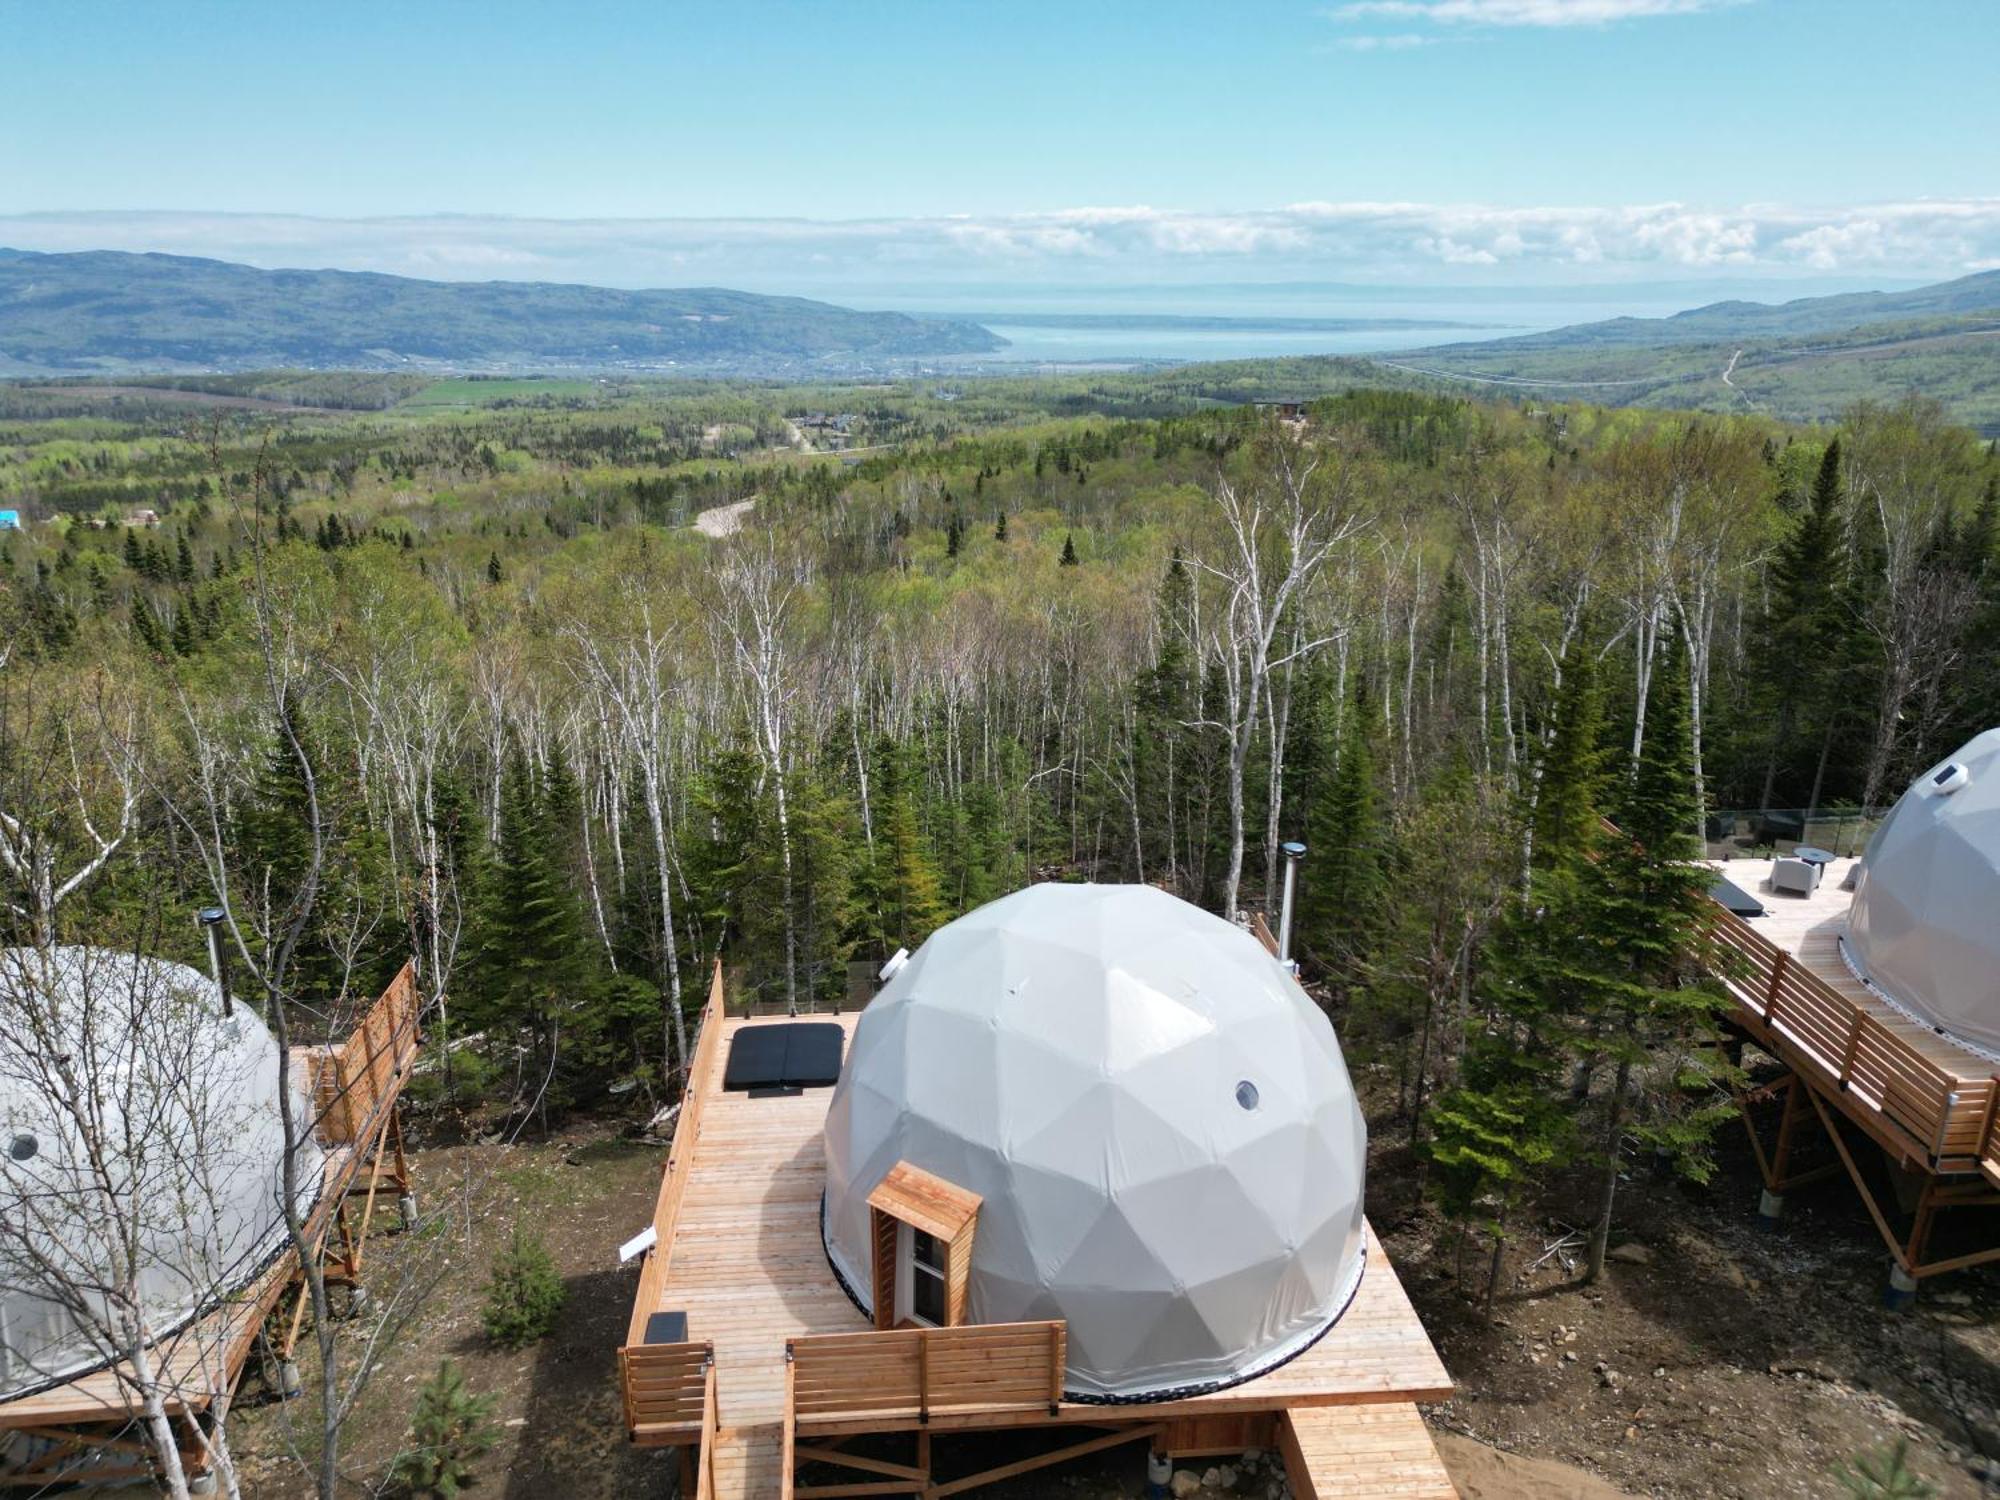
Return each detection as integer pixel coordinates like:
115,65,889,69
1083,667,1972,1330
197,906,233,1017
1276,841,1307,973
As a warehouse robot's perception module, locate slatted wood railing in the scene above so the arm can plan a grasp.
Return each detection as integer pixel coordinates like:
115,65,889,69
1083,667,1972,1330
786,1321,1067,1435
1694,905,2000,1174
619,1338,715,1443
622,962,728,1350
310,961,422,1145
1982,1093,2000,1193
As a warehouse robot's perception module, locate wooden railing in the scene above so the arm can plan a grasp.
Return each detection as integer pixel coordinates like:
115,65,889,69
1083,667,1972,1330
619,1338,716,1445
1694,905,2000,1174
622,961,727,1349
311,961,422,1145
786,1321,1067,1435
1982,1093,2000,1192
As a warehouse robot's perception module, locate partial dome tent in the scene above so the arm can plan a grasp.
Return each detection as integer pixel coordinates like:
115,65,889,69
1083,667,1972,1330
1846,727,2000,1057
0,946,324,1401
820,883,1367,1402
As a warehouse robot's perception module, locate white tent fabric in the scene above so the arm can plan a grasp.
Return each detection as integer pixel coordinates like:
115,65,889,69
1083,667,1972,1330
821,884,1367,1401
1847,728,2000,1058
0,947,324,1400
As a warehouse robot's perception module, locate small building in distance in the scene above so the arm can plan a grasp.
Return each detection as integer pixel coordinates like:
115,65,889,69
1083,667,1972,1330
1256,399,1311,428
126,507,160,528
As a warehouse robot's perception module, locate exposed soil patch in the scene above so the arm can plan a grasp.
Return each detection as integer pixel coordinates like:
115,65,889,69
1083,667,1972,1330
230,1122,676,1499
1364,1059,2000,1500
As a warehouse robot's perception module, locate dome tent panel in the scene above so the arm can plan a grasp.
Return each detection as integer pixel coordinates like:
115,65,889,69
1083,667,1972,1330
0,946,324,1401
821,883,1367,1401
1847,728,2000,1056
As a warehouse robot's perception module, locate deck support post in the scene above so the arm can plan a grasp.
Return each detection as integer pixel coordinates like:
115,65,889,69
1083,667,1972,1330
1884,1263,1919,1312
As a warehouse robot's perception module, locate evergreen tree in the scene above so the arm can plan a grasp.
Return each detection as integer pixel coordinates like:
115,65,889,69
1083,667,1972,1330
1757,439,1858,811
1529,636,1609,873
1059,533,1079,567
870,743,946,952
486,551,503,585
480,1228,567,1347
389,1360,499,1499
468,753,601,1116
1299,680,1386,998
945,509,963,559
1579,634,1731,1281
994,512,1008,542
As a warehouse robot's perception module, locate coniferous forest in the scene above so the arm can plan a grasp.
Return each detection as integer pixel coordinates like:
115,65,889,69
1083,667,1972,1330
4,376,1998,1279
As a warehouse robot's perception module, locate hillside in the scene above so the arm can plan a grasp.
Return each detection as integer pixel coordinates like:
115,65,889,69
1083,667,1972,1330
1377,271,2000,432
0,248,1004,376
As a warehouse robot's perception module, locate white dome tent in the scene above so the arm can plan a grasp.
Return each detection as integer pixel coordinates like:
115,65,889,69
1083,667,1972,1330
820,883,1367,1402
0,946,324,1401
1846,727,2000,1059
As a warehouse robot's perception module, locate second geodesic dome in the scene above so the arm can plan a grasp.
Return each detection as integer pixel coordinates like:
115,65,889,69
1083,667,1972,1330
1847,728,2000,1058
0,946,324,1400
820,883,1367,1401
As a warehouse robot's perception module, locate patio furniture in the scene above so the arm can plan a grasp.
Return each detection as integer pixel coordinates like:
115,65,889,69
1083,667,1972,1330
1771,857,1820,896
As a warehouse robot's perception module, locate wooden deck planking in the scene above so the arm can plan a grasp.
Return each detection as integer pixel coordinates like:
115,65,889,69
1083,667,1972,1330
1281,1403,1456,1500
1721,859,1993,1081
636,1012,1452,1498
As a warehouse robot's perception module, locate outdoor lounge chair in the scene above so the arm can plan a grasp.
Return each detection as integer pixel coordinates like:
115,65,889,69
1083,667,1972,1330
1771,857,1819,896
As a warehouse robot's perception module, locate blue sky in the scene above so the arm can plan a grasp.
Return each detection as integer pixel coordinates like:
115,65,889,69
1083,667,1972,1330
3,0,1997,292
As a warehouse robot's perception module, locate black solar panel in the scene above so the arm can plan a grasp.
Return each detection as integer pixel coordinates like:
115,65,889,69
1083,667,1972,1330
783,1023,845,1089
722,1025,789,1090
723,1021,847,1091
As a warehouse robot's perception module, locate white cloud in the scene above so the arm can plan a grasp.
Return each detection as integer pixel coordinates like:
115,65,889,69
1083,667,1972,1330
1,200,1995,291
1334,31,1434,49
1332,0,1729,25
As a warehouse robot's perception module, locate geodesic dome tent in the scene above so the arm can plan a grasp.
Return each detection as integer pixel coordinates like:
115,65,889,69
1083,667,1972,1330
820,883,1367,1402
0,947,324,1400
1846,728,2000,1059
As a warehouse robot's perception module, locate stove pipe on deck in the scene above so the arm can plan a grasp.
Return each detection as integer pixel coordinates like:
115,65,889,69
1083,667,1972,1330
197,906,233,1017
1277,840,1307,973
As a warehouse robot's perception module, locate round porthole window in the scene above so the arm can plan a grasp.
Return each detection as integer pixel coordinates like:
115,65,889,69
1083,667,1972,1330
1235,1080,1259,1112
8,1133,38,1163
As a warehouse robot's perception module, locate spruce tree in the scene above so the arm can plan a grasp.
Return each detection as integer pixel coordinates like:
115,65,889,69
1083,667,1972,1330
1059,533,1079,567
470,754,598,1117
994,512,1008,542
1579,634,1730,1281
1299,681,1385,998
870,744,946,952
1757,439,1856,811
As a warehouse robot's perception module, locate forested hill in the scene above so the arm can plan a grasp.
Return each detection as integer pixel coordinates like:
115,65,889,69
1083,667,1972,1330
1437,269,2000,352
1379,269,2000,432
0,248,1005,375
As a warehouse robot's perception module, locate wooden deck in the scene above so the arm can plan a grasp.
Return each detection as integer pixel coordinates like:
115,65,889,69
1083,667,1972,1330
0,964,421,1481
1701,860,2000,1276
622,977,1453,1497
1281,1404,1457,1500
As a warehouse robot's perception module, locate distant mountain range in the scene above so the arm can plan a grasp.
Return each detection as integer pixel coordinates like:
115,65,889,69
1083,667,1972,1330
1376,270,2000,432
0,249,1004,375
